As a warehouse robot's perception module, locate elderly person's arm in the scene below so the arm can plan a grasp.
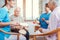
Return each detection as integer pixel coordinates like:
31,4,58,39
39,13,58,33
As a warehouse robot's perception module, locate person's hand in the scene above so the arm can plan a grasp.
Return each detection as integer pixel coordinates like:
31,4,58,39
15,26,20,30
24,26,28,30
10,21,20,26
23,26,28,31
42,18,45,21
38,28,42,33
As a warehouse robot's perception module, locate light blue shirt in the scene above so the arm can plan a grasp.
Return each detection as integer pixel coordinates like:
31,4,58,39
0,6,10,40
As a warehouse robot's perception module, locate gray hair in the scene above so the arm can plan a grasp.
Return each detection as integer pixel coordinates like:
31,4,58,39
49,0,58,6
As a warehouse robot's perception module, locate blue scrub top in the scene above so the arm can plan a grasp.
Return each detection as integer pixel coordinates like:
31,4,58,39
39,13,50,29
0,6,10,40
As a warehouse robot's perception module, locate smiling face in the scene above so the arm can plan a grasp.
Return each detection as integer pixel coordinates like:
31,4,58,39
45,7,50,13
7,0,15,8
14,8,20,16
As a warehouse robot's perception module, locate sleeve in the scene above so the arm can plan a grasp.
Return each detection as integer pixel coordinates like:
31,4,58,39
45,20,49,24
4,12,10,22
42,13,58,32
0,9,6,22
48,13,58,31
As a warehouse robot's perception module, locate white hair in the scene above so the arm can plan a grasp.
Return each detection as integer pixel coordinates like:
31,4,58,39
49,0,58,6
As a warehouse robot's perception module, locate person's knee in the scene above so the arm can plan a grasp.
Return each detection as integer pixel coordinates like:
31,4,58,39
20,35,26,40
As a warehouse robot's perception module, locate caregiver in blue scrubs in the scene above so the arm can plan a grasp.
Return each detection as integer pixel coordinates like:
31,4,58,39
39,3,51,29
0,0,19,40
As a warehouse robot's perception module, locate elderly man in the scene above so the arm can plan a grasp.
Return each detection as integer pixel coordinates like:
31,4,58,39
10,7,24,31
10,7,24,23
9,7,29,40
39,0,60,40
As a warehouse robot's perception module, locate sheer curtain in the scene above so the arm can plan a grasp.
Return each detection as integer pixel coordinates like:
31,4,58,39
26,0,39,20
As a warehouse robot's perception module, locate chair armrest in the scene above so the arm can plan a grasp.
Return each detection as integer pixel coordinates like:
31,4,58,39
0,29,19,35
31,28,60,36
30,28,60,40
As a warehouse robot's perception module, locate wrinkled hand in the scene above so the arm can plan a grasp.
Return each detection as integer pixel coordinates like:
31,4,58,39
38,28,42,33
15,26,21,30
42,18,45,21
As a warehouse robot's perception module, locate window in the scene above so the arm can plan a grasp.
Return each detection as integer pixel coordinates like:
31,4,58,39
26,0,39,20
33,0,39,20
26,0,32,20
17,0,39,20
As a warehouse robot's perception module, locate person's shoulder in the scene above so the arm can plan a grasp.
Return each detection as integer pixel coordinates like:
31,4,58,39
0,8,6,14
41,13,46,15
57,7,60,11
0,8,4,11
54,6,60,11
52,6,60,14
48,13,51,15
40,13,45,17
10,14,14,18
0,7,6,13
19,16,23,18
10,14,15,20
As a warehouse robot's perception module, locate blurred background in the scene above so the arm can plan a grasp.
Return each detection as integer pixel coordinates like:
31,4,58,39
0,0,59,21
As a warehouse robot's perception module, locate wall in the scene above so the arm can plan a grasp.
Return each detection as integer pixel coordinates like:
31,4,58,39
0,0,5,8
